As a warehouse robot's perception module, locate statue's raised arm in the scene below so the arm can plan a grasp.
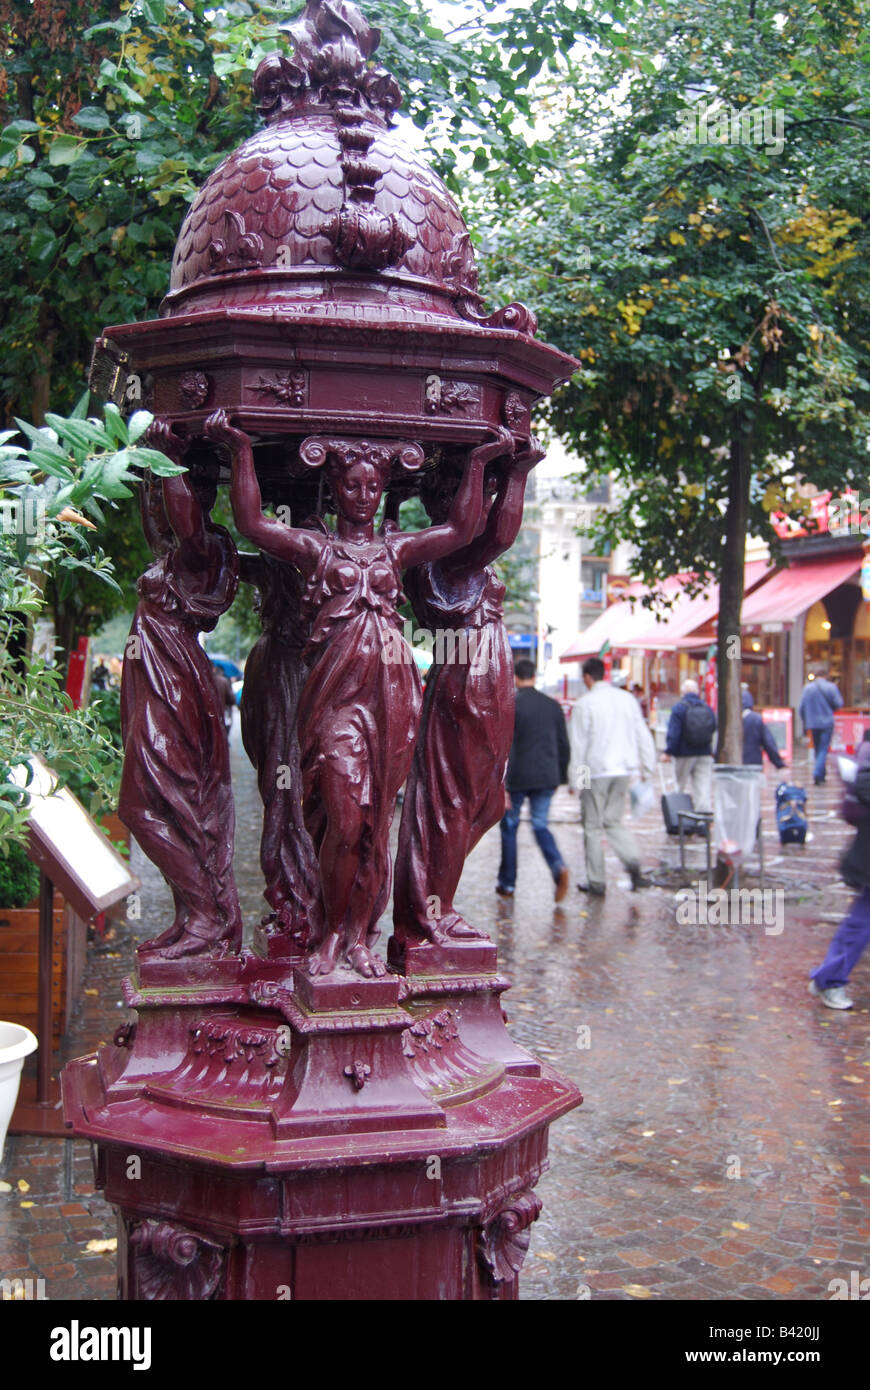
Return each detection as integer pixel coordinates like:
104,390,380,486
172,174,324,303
204,410,324,577
391,428,514,573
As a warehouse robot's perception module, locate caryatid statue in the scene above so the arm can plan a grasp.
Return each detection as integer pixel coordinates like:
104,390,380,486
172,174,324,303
239,544,320,952
118,422,243,960
205,409,513,979
392,435,544,947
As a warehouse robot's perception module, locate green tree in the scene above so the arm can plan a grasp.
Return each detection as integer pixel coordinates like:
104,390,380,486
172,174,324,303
0,399,184,847
477,0,870,758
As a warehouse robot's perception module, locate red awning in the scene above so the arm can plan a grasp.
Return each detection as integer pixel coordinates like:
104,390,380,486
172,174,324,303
631,559,774,650
559,562,775,662
558,581,647,661
559,581,672,662
740,554,862,626
625,587,720,651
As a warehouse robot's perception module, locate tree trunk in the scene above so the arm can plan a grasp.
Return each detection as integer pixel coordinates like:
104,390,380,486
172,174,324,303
716,417,753,765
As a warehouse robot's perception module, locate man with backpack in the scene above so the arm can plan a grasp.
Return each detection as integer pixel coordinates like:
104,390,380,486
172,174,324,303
665,677,717,813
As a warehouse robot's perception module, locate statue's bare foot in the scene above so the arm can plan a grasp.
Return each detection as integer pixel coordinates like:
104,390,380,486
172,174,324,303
434,911,488,942
138,919,184,953
307,934,342,976
154,912,225,960
347,944,387,978
161,931,220,960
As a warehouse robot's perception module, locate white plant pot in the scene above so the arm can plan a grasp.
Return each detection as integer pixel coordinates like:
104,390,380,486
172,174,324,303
0,1023,38,1164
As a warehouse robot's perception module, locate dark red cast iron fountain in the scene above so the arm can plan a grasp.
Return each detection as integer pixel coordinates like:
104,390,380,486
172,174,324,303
63,0,582,1300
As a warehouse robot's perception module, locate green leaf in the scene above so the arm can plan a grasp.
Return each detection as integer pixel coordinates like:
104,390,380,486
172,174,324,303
126,411,152,445
1,119,40,137
102,404,128,445
48,135,83,167
72,107,110,131
130,447,186,477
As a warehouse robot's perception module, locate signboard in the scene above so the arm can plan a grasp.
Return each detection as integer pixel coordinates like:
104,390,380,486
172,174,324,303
761,707,793,763
11,759,138,920
831,709,870,756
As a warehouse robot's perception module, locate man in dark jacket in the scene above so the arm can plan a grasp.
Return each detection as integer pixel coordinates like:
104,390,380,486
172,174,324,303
809,728,870,1009
742,690,785,769
665,678,717,812
497,660,571,901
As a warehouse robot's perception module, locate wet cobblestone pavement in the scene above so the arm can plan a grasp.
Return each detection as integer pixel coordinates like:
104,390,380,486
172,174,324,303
2,721,868,1302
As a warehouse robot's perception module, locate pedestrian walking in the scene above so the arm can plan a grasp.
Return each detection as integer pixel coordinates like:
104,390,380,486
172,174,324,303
497,660,571,902
569,656,656,896
742,690,785,769
798,669,844,785
809,728,870,1009
665,677,717,812
211,662,237,733
630,681,649,721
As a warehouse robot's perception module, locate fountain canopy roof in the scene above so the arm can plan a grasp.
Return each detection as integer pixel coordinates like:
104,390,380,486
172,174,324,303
163,0,483,328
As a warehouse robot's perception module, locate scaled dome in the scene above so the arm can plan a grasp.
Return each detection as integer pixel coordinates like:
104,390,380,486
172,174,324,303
162,0,483,327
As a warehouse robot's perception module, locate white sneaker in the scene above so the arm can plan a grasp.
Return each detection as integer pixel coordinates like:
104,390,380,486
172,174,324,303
808,980,854,1010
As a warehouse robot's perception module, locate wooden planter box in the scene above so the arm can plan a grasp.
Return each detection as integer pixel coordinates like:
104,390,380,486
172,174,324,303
0,895,88,1039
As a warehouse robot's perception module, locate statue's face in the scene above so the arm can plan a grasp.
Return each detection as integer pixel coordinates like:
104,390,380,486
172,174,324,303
335,461,383,524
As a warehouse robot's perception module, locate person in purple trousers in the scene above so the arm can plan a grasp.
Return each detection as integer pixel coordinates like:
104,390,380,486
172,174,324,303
809,729,870,1009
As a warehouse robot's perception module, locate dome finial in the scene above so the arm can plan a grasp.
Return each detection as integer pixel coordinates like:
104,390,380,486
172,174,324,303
254,0,402,125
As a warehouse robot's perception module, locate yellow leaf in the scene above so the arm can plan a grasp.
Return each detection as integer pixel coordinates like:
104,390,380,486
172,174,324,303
642,1130,656,1137
842,1075,864,1084
16,1179,29,1193
20,1201,34,1208
667,1078,687,1086
85,1238,118,1254
828,1099,844,1107
84,988,99,996
535,1251,558,1261
622,1284,654,1299
668,231,687,246
0,1181,11,1193
732,1221,750,1230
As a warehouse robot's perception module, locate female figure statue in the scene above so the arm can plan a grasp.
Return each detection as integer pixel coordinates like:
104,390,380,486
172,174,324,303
392,435,543,947
119,422,243,959
239,546,319,951
206,409,512,978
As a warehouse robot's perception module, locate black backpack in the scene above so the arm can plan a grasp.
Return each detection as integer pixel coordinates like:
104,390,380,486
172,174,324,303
683,700,716,750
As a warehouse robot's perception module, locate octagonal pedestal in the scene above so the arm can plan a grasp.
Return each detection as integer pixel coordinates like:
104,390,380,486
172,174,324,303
62,947,580,1300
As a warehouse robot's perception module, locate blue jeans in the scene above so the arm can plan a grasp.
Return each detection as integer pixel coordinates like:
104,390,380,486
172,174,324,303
810,726,833,782
498,789,565,890
812,888,870,990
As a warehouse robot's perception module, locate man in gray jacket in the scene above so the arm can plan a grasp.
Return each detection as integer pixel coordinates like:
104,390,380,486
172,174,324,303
569,656,657,896
798,669,844,784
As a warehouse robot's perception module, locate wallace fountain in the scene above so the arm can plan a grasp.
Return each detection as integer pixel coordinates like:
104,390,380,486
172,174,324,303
63,0,582,1300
